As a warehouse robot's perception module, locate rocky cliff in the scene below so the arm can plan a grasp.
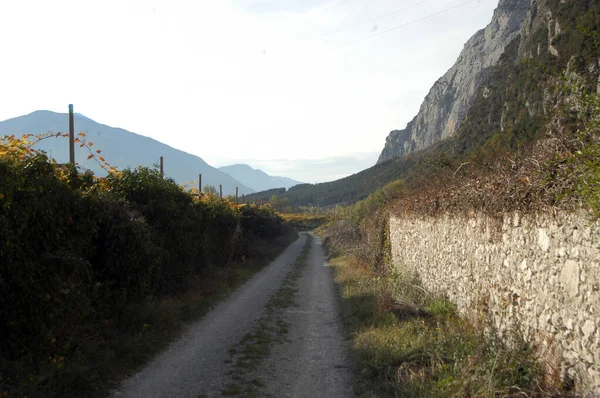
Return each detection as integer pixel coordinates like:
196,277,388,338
378,0,530,163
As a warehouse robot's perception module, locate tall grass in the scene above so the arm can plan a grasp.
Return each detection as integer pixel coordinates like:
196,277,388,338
318,216,567,397
326,253,559,397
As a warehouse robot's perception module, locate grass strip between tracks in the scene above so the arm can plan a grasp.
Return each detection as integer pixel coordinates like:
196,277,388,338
222,235,313,397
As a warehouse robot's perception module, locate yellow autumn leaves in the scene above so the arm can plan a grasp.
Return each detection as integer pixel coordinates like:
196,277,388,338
0,131,117,182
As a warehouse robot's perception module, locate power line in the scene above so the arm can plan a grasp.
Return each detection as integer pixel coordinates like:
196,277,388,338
327,0,484,52
314,0,435,40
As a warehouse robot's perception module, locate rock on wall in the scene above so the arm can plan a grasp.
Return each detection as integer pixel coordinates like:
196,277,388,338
390,211,600,395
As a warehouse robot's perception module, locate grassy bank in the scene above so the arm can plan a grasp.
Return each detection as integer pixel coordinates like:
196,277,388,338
323,249,565,397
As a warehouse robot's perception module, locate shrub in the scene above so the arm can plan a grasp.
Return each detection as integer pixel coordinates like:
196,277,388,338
0,148,287,396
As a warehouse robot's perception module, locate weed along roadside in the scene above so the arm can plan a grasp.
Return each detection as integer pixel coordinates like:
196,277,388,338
312,70,600,397
317,225,557,397
222,235,313,397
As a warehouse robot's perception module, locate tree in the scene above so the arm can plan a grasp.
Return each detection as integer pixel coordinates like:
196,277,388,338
269,195,291,212
203,184,218,195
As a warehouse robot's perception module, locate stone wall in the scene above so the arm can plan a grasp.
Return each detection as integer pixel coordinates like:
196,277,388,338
390,211,600,395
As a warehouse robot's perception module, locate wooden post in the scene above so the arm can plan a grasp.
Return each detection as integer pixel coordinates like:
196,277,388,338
235,187,238,204
199,174,202,193
159,156,164,178
68,104,75,166
219,184,222,199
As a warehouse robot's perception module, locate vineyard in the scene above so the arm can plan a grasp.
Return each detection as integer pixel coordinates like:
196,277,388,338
0,134,292,396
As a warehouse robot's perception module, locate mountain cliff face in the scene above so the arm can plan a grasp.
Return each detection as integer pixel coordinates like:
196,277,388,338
452,0,599,156
378,0,530,163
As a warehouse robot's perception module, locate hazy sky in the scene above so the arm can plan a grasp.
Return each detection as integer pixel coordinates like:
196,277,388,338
0,0,498,183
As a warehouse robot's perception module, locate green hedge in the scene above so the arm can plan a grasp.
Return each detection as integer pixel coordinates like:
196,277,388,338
0,156,285,393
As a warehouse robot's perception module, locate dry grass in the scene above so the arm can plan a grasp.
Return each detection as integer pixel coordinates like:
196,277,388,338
394,135,578,219
327,254,570,397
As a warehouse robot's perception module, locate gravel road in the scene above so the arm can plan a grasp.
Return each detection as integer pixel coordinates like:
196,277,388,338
251,232,354,397
113,232,353,397
113,234,307,398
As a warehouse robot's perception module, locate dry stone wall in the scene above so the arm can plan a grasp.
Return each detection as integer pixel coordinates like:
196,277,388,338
390,211,600,395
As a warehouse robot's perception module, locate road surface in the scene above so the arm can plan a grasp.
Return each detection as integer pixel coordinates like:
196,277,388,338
113,232,353,398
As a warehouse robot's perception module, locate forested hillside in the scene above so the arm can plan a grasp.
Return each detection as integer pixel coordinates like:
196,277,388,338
245,142,443,207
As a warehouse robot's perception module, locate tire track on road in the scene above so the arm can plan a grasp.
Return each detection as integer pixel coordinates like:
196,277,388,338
113,234,308,398
229,232,354,397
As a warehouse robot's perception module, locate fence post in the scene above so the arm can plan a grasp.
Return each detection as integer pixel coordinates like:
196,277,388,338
199,174,202,193
160,156,164,178
68,104,75,166
242,194,245,203
219,184,222,199
235,187,238,204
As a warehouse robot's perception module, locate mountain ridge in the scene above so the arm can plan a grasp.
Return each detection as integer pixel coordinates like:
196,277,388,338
0,110,254,195
218,163,303,192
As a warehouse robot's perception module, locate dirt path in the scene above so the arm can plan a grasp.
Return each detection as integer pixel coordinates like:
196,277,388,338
113,232,353,398
113,234,307,398
251,232,354,397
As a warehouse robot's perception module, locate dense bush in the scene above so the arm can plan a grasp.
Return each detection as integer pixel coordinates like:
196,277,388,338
239,204,282,238
0,151,286,395
0,157,108,395
105,168,202,295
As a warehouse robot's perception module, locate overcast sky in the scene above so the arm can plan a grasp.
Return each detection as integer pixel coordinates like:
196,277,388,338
0,0,498,183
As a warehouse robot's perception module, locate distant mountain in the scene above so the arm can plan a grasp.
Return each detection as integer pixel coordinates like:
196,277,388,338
0,111,253,195
270,175,303,189
218,164,303,192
